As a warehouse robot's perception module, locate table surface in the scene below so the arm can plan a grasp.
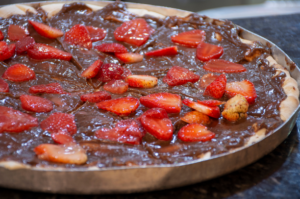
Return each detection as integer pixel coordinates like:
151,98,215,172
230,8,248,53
1,13,300,199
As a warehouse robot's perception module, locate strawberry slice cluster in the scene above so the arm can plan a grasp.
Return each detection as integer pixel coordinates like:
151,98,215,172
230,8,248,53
0,13,261,166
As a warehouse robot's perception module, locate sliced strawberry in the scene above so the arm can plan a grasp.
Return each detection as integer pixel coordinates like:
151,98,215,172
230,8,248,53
140,114,173,141
40,112,77,135
8,25,29,41
140,92,182,113
171,30,205,48
0,41,8,53
197,100,225,107
163,66,200,86
126,75,158,88
115,53,143,63
121,68,132,80
182,99,220,118
96,119,144,145
27,43,72,61
142,108,168,119
2,64,35,82
145,46,178,56
20,95,53,113
178,123,215,142
203,59,246,73
86,26,106,42
0,79,9,93
34,143,87,164
103,80,128,94
81,60,103,78
0,106,38,133
29,83,67,94
64,24,92,49
0,30,3,41
180,111,211,125
16,36,35,54
0,42,15,61
29,20,63,39
51,131,76,144
98,63,124,82
199,73,218,88
114,18,154,46
196,42,223,62
225,80,257,104
97,97,139,116
203,74,227,99
95,43,128,53
80,91,111,103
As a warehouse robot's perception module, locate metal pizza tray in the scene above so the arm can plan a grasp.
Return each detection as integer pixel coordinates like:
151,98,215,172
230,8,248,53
0,1,299,194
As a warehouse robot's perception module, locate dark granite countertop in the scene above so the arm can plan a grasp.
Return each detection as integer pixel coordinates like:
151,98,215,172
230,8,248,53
1,13,300,199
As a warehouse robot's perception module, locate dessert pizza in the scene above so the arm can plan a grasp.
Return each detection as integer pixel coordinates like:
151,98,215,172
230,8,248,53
0,1,298,169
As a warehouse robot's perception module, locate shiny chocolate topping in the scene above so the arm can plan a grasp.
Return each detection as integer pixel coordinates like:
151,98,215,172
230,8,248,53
0,2,286,168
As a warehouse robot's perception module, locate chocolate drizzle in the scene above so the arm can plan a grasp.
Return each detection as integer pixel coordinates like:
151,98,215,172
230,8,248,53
0,2,287,168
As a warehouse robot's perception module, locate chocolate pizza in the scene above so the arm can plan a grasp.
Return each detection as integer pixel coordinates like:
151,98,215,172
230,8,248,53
0,1,298,169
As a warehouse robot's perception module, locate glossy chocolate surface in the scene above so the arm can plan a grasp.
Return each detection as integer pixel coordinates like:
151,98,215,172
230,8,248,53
0,2,286,168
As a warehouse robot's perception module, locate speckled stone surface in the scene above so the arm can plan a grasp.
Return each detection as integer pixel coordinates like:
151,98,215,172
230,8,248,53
0,13,300,199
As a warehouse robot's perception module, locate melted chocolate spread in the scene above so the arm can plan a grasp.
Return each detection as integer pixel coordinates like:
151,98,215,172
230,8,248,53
0,2,286,168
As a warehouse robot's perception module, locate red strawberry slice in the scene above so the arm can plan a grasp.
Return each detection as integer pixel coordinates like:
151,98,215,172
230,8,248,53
178,123,215,142
0,30,3,40
145,46,178,56
114,18,154,46
126,75,158,88
203,59,246,73
8,25,29,41
196,42,223,62
16,36,35,54
34,143,87,164
0,106,38,133
225,80,257,104
2,64,35,82
203,74,227,99
27,43,72,61
142,108,168,119
199,73,218,88
0,41,15,61
80,91,111,103
64,24,92,49
0,79,9,93
81,60,103,78
140,114,173,141
121,68,132,80
115,53,143,63
171,30,206,48
51,131,76,144
180,111,211,125
20,95,53,113
86,26,106,42
197,100,225,107
183,99,220,118
98,63,124,82
95,43,128,53
163,66,200,86
29,20,64,39
103,80,128,94
97,97,139,116
40,112,77,135
29,83,67,94
140,92,182,113
96,119,145,145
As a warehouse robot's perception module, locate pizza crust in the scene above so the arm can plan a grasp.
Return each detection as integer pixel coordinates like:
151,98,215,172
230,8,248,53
0,4,36,18
0,2,298,170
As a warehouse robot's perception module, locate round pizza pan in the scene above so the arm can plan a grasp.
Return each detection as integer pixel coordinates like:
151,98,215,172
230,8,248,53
0,1,299,194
